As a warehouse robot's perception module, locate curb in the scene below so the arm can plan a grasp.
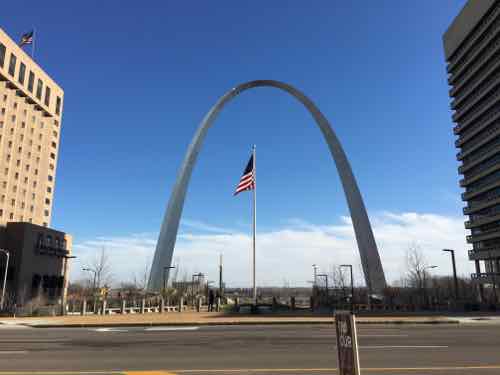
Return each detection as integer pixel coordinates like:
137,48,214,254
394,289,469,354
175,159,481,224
25,319,460,328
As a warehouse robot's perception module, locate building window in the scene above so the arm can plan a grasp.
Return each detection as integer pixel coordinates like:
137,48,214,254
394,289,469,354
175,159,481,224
44,210,49,217
28,71,34,92
44,86,50,107
30,205,34,212
46,235,52,246
51,142,57,148
16,160,20,166
9,213,13,220
21,202,25,209
45,198,50,205
36,79,43,100
11,199,15,207
48,175,53,182
50,153,55,160
55,237,60,248
32,181,37,188
55,97,61,115
21,121,25,128
0,42,5,68
2,182,6,188
0,209,3,217
18,63,26,85
8,53,16,76
47,186,51,193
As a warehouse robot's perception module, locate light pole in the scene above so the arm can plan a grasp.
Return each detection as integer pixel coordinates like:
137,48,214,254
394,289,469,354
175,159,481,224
82,268,97,290
312,264,318,287
82,267,98,314
0,249,9,310
163,266,176,291
341,264,354,312
317,274,329,299
423,265,437,308
443,249,459,301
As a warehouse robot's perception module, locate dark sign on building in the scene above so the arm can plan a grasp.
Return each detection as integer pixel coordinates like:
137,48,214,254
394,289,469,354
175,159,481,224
335,311,360,375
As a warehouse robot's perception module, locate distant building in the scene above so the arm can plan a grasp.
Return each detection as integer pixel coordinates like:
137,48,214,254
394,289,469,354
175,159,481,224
0,28,71,311
443,0,500,300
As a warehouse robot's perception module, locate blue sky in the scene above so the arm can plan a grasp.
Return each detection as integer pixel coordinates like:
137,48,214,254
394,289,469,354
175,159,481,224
1,1,471,285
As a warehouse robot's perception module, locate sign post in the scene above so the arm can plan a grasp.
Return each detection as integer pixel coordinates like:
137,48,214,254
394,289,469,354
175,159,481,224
335,311,360,375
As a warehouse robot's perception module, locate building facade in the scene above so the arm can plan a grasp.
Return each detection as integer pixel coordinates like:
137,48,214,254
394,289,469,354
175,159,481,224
0,27,63,227
443,0,500,299
0,222,72,309
0,28,71,312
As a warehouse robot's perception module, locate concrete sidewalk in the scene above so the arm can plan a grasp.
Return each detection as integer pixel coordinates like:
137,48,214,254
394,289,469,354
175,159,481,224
0,312,463,328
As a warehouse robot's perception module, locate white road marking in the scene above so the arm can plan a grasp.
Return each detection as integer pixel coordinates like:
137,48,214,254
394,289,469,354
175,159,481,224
0,351,28,354
360,345,449,349
0,339,70,343
145,326,200,331
358,334,409,337
92,328,129,332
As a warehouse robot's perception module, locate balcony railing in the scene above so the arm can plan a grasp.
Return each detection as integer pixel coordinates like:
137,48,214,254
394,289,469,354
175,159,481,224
469,248,500,260
471,273,500,284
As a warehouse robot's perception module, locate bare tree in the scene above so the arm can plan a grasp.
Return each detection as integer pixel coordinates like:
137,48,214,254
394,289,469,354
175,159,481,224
405,243,428,290
133,257,151,291
90,247,112,289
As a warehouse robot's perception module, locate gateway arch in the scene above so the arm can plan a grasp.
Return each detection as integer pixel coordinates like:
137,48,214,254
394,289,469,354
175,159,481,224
148,80,387,295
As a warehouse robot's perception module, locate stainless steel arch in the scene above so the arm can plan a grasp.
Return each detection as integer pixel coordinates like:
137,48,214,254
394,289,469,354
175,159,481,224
148,80,387,294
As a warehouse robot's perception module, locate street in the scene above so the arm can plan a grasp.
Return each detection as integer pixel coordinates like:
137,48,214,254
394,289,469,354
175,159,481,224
0,323,499,374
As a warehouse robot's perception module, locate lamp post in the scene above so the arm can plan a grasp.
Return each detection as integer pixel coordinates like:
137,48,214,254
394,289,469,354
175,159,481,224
82,267,98,314
82,267,97,291
0,249,9,310
443,249,459,301
341,264,354,312
423,265,437,308
163,266,176,291
312,264,318,287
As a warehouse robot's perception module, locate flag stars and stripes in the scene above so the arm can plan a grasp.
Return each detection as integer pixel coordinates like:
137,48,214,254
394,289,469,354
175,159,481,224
20,31,34,47
234,154,255,195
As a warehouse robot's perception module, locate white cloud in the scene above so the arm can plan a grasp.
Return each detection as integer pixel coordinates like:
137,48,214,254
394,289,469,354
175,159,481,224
70,212,472,287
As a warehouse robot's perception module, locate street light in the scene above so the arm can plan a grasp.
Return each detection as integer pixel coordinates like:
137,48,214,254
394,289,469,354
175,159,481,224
443,249,459,301
316,274,329,299
423,265,437,308
0,249,10,310
312,264,318,287
340,264,354,312
163,266,176,291
82,267,97,290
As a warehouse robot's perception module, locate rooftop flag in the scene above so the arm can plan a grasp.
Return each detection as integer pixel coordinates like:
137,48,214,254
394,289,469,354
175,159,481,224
20,30,34,47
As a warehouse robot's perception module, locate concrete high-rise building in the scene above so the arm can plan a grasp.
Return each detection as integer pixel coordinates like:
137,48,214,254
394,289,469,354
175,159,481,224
443,0,500,299
0,27,63,227
0,28,71,311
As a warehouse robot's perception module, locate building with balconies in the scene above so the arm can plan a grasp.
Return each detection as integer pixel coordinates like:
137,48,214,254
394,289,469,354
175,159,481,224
443,0,500,302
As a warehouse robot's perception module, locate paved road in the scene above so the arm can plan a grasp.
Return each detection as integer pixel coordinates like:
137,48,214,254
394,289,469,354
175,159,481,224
0,323,499,374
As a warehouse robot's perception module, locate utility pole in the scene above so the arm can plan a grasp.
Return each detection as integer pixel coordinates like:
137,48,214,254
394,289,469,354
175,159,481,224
0,249,9,310
341,264,354,312
443,249,459,301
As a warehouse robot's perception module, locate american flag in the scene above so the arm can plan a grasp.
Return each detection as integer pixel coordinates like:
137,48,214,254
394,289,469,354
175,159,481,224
234,154,255,195
20,31,34,47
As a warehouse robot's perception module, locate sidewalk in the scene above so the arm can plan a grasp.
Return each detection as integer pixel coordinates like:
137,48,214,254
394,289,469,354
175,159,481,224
0,312,463,328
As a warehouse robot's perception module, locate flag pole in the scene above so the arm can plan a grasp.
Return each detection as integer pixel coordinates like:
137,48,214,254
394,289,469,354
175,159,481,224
252,144,257,307
32,27,36,59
